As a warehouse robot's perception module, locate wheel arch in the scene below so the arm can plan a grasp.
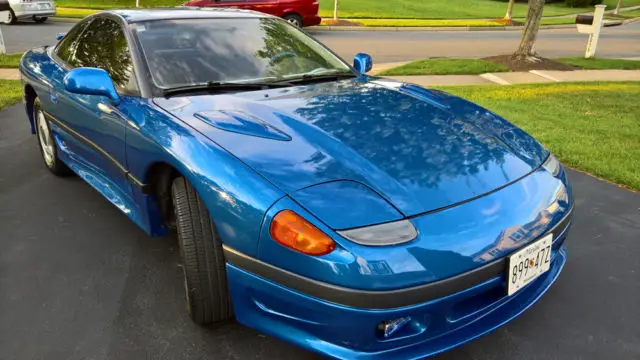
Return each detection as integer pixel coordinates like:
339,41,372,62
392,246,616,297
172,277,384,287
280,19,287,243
144,161,183,231
282,11,303,22
24,84,38,134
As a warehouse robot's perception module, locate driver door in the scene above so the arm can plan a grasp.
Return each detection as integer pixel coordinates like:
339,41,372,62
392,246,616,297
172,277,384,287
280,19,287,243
49,16,137,200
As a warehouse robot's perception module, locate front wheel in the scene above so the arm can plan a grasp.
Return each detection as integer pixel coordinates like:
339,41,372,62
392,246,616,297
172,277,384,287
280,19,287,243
172,177,233,325
33,16,48,23
283,13,303,28
34,98,72,176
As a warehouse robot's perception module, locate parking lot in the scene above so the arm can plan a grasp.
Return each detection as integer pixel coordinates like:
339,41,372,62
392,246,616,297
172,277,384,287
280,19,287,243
1,19,640,360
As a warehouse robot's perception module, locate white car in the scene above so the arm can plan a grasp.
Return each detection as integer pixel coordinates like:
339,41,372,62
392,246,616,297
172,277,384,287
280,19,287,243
1,0,56,24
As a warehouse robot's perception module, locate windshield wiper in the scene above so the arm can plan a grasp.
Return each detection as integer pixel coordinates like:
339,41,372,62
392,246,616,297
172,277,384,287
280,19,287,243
282,71,357,84
162,81,292,97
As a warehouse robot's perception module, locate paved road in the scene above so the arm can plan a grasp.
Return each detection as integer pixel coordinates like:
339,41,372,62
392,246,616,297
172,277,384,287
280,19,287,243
2,101,640,360
2,20,639,62
311,23,640,62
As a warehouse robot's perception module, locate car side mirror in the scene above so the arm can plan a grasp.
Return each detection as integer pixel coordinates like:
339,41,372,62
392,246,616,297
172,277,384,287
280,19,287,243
64,68,121,106
56,33,66,41
353,53,373,74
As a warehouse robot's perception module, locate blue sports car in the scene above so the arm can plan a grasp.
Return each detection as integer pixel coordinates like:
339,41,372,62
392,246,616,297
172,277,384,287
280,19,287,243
19,8,573,359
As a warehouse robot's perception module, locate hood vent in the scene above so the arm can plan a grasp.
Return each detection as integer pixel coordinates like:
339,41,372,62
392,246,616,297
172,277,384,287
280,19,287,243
194,111,291,141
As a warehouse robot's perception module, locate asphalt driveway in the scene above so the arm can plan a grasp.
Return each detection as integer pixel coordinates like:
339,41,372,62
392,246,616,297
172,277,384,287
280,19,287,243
1,103,640,360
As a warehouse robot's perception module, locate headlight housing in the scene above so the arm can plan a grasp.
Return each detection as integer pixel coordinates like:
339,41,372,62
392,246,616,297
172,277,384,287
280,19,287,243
542,153,561,177
337,219,418,246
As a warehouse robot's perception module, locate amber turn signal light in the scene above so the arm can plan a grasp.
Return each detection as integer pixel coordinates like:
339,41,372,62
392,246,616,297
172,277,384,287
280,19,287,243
270,210,336,256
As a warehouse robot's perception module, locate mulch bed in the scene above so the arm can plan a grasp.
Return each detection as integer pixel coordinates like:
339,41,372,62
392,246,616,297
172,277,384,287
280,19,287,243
491,18,524,26
482,55,580,72
322,19,361,26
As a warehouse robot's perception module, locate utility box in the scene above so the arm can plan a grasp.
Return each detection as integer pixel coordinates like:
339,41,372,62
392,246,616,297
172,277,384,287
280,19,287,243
576,5,606,58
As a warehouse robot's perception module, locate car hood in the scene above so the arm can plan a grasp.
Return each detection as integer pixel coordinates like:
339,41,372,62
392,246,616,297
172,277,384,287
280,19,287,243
154,78,548,221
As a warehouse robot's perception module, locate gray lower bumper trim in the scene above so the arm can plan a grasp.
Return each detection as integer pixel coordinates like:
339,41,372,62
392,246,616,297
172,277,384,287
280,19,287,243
224,208,572,310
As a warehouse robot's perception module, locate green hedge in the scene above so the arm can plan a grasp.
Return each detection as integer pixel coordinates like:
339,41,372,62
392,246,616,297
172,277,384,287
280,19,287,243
565,0,604,7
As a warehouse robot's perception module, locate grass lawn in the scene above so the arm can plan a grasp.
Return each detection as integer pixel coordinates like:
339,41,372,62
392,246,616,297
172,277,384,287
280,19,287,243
318,0,640,19
378,59,508,76
56,7,100,18
0,80,22,111
0,53,23,68
55,0,640,18
55,0,181,9
556,57,640,70
379,57,640,75
348,19,505,27
437,82,640,191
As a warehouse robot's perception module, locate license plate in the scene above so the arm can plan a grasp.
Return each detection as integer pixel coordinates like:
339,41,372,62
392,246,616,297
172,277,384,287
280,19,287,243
507,234,553,296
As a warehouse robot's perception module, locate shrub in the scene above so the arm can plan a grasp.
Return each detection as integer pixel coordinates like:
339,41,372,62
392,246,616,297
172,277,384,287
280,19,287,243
565,0,604,7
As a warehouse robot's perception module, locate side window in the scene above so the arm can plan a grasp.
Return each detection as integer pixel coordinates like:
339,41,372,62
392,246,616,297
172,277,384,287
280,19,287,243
70,18,137,92
55,20,92,64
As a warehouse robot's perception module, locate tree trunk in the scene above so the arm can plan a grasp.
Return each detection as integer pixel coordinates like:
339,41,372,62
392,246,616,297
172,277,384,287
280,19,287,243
513,0,545,60
505,0,516,20
615,0,623,15
334,0,339,20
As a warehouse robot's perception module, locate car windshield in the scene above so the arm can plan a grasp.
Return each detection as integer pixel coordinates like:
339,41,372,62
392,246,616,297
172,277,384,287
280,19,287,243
133,18,353,89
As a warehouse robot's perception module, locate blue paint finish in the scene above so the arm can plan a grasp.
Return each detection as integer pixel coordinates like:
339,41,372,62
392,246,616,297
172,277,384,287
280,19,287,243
258,167,571,290
290,180,403,230
228,248,567,359
353,53,373,74
155,77,549,218
194,111,291,141
64,67,121,106
122,98,286,256
18,11,574,358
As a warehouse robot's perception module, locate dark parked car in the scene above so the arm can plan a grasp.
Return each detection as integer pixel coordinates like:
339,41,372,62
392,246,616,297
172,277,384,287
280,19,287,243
183,0,321,27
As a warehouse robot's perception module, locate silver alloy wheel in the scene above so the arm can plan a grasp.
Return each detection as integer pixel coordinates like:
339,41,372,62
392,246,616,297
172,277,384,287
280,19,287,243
36,110,55,167
286,17,301,27
6,11,12,24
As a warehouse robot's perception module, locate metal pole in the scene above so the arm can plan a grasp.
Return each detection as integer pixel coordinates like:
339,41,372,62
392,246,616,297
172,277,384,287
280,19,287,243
136,0,140,8
0,28,6,55
333,0,338,21
0,10,8,55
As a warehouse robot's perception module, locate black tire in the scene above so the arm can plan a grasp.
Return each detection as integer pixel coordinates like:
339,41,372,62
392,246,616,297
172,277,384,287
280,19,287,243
172,177,233,325
283,13,303,27
33,16,48,23
6,9,17,24
33,98,72,176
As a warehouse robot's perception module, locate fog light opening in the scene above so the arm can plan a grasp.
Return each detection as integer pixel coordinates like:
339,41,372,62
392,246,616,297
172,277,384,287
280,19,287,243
377,316,412,339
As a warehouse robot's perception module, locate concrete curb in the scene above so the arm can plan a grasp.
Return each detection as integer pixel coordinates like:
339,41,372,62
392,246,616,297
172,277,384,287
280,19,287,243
308,24,579,32
50,17,81,23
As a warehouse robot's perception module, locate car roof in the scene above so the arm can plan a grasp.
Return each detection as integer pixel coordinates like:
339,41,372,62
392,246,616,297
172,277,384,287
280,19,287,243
108,8,268,23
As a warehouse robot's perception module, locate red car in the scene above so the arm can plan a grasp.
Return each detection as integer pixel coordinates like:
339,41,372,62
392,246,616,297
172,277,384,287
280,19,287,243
183,0,321,27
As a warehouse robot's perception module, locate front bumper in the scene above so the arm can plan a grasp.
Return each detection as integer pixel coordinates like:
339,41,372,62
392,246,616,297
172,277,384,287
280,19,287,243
303,15,322,27
13,5,56,18
226,229,569,359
